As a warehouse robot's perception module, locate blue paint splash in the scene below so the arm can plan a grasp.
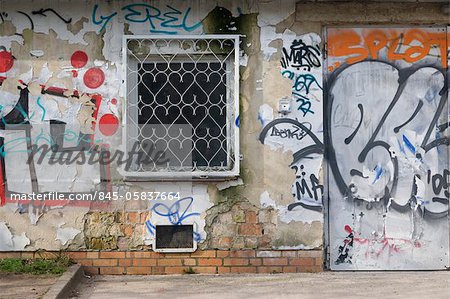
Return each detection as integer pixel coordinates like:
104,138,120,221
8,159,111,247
36,96,46,121
402,134,416,154
372,165,383,184
145,197,202,242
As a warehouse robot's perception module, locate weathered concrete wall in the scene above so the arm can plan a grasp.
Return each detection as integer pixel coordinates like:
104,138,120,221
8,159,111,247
0,1,447,264
0,0,323,252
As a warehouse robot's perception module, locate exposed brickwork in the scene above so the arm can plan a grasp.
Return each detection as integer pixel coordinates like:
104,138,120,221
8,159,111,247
0,250,323,275
207,203,280,250
84,212,150,250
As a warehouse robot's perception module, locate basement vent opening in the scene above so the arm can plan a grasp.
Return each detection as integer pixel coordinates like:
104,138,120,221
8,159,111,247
153,225,197,252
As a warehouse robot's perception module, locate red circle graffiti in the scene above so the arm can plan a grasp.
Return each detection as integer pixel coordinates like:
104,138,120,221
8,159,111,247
70,51,88,68
110,98,117,105
99,114,119,136
83,67,105,89
0,51,14,73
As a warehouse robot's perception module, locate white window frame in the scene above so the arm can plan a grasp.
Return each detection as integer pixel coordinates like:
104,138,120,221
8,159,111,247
121,35,240,180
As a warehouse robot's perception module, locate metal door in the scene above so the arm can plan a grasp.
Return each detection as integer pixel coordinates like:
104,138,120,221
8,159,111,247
325,26,449,270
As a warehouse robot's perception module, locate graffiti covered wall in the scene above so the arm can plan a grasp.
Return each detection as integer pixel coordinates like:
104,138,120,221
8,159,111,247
0,0,325,254
326,27,449,270
0,0,448,272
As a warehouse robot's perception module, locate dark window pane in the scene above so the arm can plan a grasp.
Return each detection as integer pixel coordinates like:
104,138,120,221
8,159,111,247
137,62,228,169
155,225,194,249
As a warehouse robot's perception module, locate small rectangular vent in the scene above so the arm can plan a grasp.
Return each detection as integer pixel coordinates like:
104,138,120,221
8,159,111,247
154,225,195,252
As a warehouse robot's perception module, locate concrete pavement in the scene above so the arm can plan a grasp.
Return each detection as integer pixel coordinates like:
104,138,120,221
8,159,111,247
0,273,58,299
69,271,450,299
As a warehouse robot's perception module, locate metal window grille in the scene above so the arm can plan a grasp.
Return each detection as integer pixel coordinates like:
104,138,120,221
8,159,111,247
123,35,240,179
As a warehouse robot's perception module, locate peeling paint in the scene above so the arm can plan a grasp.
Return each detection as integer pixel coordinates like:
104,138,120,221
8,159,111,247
56,225,81,246
0,221,30,250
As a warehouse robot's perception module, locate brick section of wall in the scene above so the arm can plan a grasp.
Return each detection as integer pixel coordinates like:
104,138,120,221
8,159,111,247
0,250,323,275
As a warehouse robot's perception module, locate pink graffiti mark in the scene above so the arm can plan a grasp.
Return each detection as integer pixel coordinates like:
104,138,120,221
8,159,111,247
346,225,422,258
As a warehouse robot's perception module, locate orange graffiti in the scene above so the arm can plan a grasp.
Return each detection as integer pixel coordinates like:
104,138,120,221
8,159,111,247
328,28,449,68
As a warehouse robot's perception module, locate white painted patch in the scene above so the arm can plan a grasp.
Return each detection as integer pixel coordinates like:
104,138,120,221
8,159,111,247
258,104,274,127
259,191,277,208
259,191,322,224
143,183,213,246
37,63,53,85
30,50,45,57
0,221,30,250
216,178,244,191
56,226,81,246
19,68,33,83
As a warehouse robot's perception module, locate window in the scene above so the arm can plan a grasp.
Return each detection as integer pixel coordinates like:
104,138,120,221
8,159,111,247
123,35,239,179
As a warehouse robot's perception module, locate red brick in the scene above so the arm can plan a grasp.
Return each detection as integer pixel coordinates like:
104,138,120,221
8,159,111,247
100,267,125,275
163,253,191,258
229,267,257,273
127,212,138,223
216,237,232,248
157,259,182,266
259,236,272,248
183,258,197,266
93,259,118,267
217,267,231,274
133,259,157,266
79,259,93,266
238,224,262,236
123,225,133,237
193,267,217,274
84,267,99,275
66,252,87,260
282,266,298,273
164,267,186,274
216,251,230,258
245,211,258,223
230,250,255,258
297,251,322,258
119,259,133,267
289,258,314,266
151,267,165,275
257,266,282,273
127,267,152,275
315,257,323,266
197,258,223,266
190,250,216,258
86,252,99,259
223,258,249,266
263,258,288,266
129,252,160,258
100,252,126,259
249,259,262,266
